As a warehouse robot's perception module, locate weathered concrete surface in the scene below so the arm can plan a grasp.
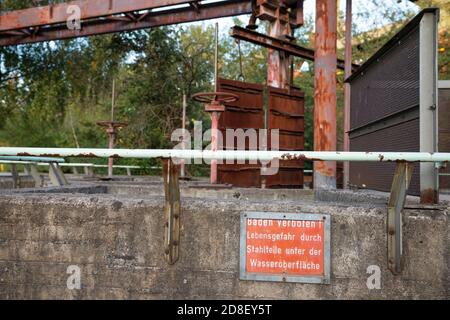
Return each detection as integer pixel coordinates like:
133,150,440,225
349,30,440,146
0,190,448,300
107,184,315,202
0,177,35,190
0,185,107,195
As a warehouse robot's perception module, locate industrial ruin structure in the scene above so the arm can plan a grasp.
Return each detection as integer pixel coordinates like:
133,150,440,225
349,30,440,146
0,1,448,300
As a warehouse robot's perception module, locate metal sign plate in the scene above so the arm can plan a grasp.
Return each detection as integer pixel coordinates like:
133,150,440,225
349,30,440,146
240,211,331,284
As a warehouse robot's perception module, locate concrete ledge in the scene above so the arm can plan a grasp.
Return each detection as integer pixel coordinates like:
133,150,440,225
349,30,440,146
0,185,107,195
0,177,36,190
0,193,448,299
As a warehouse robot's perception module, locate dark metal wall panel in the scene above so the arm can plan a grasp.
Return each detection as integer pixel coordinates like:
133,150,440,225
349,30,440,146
349,22,421,195
266,87,305,188
350,118,420,195
439,88,450,189
217,78,264,187
350,26,420,130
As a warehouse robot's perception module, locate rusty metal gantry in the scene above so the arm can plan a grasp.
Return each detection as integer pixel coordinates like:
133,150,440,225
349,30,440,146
0,0,342,263
0,0,343,192
231,0,342,190
0,0,253,46
231,25,358,72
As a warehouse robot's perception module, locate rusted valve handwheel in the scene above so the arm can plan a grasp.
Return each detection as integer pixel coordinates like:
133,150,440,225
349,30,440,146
191,92,239,105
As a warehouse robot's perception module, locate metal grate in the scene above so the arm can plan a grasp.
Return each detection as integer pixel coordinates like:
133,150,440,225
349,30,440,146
348,24,421,194
350,25,420,130
439,88,450,189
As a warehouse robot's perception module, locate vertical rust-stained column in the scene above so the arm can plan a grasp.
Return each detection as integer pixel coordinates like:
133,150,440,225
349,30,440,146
267,8,290,89
191,92,238,184
343,0,352,189
314,0,337,189
97,121,128,177
180,94,187,178
210,110,221,184
107,125,116,177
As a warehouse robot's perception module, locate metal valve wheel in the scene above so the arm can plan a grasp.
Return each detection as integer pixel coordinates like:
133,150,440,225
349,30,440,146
191,92,239,105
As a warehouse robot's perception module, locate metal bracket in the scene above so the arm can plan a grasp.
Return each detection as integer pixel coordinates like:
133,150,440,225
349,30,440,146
162,158,181,265
11,164,20,189
25,164,44,187
48,162,69,187
387,162,413,274
83,166,94,177
435,162,446,170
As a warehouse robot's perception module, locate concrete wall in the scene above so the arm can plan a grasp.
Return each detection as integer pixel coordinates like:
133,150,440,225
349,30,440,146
0,192,448,299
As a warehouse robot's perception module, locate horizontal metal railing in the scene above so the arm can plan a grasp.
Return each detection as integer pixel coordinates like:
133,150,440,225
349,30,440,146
0,148,449,163
0,156,64,163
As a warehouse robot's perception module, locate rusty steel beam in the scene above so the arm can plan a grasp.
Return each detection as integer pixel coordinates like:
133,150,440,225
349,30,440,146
0,0,195,32
0,0,252,46
266,7,289,88
343,0,352,189
231,26,358,71
314,0,337,190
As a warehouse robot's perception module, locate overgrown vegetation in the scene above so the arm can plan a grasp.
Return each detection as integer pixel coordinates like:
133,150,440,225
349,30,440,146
0,0,447,175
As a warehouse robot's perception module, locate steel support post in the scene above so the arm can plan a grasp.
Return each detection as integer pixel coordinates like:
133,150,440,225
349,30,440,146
419,11,439,204
210,111,221,184
162,158,181,265
180,94,187,178
97,121,128,178
11,164,19,189
387,162,413,274
267,9,290,89
204,106,225,185
314,0,337,190
48,162,69,187
107,126,116,178
84,166,94,177
25,164,43,187
343,0,352,189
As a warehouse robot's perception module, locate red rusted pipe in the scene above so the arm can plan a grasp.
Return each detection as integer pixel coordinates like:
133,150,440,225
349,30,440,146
180,94,187,178
343,0,352,189
267,8,289,89
107,126,116,177
314,0,337,189
210,111,221,184
97,121,128,177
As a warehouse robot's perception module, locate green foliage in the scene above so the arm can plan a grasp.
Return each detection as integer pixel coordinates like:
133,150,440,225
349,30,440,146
1,0,445,176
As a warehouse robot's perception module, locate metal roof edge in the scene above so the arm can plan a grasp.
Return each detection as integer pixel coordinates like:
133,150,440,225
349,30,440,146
344,7,440,83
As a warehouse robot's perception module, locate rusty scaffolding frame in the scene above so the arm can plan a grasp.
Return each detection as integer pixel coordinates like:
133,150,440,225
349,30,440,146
0,0,253,46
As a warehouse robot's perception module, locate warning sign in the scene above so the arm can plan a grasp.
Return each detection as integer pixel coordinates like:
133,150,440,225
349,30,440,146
240,212,330,284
